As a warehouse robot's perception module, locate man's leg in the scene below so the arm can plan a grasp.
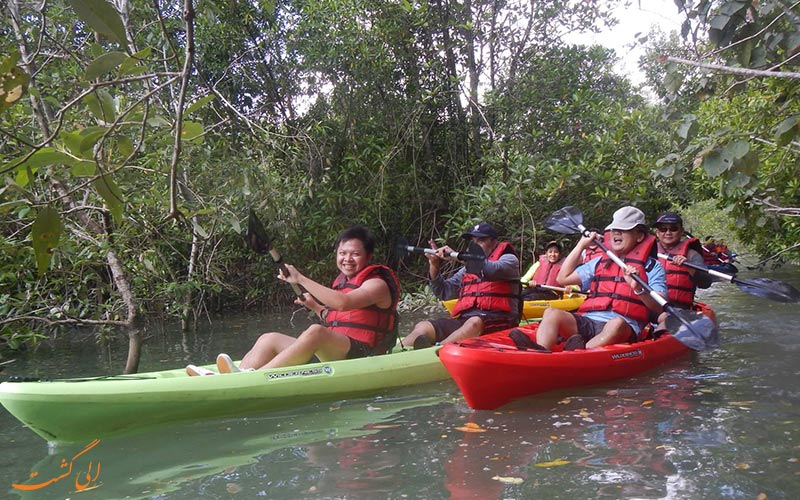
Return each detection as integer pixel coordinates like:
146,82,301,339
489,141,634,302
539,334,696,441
536,308,579,349
440,316,484,344
401,320,436,348
586,317,633,348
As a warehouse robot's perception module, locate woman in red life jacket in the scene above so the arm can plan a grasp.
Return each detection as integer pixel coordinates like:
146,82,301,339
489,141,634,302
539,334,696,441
524,207,667,351
520,240,564,300
401,222,521,349
186,225,400,375
653,211,712,331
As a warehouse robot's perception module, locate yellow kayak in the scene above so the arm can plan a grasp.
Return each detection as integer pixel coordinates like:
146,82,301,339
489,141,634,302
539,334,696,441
441,295,585,321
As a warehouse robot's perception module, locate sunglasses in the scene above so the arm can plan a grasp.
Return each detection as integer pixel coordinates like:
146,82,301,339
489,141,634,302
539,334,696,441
656,225,681,233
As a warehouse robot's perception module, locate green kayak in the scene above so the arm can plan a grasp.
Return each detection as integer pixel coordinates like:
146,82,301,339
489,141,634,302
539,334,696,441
0,346,448,445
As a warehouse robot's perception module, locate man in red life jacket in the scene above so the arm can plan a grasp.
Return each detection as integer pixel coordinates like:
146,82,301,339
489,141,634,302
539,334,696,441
520,240,564,300
401,222,521,349
520,207,667,351
653,211,711,330
186,225,400,375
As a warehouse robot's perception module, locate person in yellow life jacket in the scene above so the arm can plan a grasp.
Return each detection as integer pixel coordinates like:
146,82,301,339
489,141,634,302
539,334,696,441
521,240,564,300
512,207,667,352
401,222,521,350
186,225,400,375
653,211,712,331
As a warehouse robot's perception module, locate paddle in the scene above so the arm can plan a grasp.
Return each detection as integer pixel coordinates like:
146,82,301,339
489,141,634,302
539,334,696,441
658,252,800,303
247,209,305,299
396,237,486,274
544,206,719,351
536,284,587,296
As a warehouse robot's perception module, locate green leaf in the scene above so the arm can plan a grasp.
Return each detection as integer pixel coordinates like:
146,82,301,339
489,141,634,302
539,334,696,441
702,148,735,177
66,0,128,47
93,175,124,223
180,121,204,143
185,95,216,115
774,115,799,147
119,47,150,76
84,89,116,121
84,51,127,80
70,159,97,177
23,148,75,168
676,114,697,141
728,140,750,159
32,206,64,276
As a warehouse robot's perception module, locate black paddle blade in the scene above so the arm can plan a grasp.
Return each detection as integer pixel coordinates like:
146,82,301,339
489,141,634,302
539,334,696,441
395,237,411,258
247,209,272,255
665,307,720,351
544,206,584,235
735,277,800,303
464,241,486,275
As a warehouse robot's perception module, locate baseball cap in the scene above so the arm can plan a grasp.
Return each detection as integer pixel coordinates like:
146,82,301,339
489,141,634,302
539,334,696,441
605,206,647,231
655,212,683,226
461,222,499,239
545,240,562,251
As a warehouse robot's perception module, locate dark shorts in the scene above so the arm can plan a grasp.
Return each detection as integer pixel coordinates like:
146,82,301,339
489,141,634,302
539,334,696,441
429,315,517,343
346,338,374,359
570,313,637,343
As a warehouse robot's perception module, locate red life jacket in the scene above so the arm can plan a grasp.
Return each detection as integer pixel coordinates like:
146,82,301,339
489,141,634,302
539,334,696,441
578,234,657,324
326,264,400,353
450,241,520,317
659,237,702,308
582,245,605,263
532,254,563,287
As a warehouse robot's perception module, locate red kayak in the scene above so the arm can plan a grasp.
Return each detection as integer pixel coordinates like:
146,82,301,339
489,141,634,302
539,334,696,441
439,304,715,410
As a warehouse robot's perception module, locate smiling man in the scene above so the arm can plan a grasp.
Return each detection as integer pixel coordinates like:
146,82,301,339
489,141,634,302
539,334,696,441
523,206,667,351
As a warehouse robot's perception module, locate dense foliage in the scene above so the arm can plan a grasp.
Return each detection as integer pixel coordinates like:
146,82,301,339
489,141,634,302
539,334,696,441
1,0,797,360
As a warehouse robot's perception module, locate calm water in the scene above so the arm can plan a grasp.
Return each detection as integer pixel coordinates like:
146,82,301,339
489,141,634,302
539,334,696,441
2,267,799,499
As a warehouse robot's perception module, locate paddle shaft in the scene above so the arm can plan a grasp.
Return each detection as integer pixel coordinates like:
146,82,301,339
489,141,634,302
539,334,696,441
537,284,586,295
399,244,484,261
269,251,305,299
657,252,733,282
578,227,668,308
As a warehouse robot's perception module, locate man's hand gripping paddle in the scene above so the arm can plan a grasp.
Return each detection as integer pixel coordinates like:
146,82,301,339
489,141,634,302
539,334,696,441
396,237,486,275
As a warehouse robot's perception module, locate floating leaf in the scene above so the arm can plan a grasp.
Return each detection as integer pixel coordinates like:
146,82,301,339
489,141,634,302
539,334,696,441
32,206,64,276
641,400,654,406
535,458,570,468
455,422,486,433
492,475,524,484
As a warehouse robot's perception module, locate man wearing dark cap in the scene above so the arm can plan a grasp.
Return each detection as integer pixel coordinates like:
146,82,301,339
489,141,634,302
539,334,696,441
515,206,667,351
520,240,565,300
653,211,712,330
402,222,521,349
